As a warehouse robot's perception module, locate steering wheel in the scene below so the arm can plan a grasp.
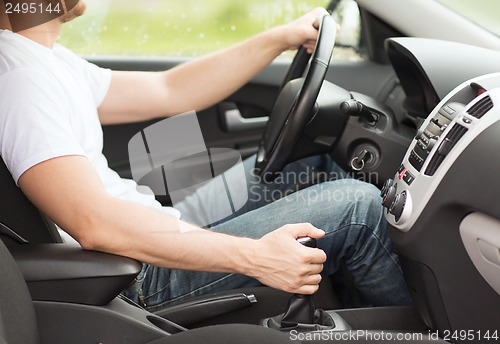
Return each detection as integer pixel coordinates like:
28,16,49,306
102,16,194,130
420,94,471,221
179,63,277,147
255,15,337,179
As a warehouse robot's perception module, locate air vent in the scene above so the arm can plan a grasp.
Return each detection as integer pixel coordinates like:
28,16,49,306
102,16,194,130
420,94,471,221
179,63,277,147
425,124,468,176
467,95,493,119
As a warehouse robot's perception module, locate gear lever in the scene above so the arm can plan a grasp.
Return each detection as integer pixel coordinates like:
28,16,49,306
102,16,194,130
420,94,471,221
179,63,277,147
264,237,336,332
280,237,317,325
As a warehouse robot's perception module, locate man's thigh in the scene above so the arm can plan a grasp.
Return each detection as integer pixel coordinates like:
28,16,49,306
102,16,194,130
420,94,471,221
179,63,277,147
124,177,374,311
175,154,348,226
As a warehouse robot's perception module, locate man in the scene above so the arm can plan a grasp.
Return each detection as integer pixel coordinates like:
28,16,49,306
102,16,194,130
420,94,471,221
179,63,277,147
0,0,411,311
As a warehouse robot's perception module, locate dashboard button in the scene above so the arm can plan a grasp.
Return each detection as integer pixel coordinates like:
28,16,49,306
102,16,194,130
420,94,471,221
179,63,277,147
403,171,415,185
443,106,455,115
427,138,438,151
409,151,424,171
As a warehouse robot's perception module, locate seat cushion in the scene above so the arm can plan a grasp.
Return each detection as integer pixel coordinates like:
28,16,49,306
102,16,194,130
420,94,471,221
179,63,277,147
0,240,40,344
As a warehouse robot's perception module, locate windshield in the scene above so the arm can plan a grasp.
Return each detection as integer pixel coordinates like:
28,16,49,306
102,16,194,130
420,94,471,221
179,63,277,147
437,0,500,36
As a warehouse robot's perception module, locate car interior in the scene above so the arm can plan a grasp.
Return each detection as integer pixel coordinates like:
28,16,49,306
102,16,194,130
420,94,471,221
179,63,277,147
1,0,500,343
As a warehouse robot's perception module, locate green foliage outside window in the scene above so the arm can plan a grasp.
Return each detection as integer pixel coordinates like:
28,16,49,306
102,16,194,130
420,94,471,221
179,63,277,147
60,0,331,57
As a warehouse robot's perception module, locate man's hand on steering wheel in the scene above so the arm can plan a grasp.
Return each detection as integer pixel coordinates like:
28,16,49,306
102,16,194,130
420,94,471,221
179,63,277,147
272,8,328,54
271,8,330,54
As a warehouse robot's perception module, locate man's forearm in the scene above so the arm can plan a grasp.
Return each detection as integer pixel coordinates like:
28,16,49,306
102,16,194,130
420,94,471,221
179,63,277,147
98,8,326,124
159,28,288,116
20,156,326,294
156,7,327,116
98,28,287,124
82,196,326,295
76,194,327,296
81,196,257,275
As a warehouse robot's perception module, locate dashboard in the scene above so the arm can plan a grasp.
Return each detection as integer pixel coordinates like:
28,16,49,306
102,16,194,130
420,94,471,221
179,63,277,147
386,38,500,118
379,40,500,341
382,79,492,230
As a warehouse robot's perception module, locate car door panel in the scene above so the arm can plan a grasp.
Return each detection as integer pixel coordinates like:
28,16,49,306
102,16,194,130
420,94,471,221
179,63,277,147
91,55,396,179
92,58,284,179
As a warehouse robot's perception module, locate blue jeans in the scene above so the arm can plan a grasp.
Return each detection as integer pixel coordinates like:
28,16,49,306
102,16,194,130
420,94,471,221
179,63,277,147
121,155,411,312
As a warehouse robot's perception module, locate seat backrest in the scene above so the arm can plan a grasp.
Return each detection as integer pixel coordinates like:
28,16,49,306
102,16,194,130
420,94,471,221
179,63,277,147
0,239,40,344
0,157,61,246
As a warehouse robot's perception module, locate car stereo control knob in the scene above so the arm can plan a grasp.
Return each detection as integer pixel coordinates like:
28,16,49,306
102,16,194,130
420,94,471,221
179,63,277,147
382,186,397,209
390,191,407,221
380,179,393,198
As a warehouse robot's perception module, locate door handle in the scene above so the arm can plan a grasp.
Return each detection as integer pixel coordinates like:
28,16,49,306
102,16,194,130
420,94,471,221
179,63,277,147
224,108,268,132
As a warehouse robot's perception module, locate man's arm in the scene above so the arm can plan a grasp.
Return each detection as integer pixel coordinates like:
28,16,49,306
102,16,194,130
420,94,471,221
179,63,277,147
18,155,327,294
97,8,327,125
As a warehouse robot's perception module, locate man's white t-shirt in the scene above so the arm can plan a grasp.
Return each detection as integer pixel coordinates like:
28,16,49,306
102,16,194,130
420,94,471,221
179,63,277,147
0,30,180,241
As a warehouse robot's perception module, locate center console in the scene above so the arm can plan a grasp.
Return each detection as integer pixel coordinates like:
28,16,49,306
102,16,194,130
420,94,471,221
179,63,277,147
382,73,500,342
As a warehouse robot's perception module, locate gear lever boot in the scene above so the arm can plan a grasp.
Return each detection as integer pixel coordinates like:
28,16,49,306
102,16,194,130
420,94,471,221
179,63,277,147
266,293,336,332
281,294,315,326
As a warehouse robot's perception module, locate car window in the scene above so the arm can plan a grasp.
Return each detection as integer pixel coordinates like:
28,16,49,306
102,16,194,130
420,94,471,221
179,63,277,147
330,0,363,61
59,0,364,61
436,0,500,37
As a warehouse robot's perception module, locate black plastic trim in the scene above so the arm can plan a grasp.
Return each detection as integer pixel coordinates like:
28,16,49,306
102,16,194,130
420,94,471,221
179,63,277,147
0,222,29,244
467,95,493,119
425,124,468,176
158,293,256,327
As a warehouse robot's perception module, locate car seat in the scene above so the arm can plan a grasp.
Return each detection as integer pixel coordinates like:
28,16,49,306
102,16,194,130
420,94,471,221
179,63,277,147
0,158,61,245
0,236,296,344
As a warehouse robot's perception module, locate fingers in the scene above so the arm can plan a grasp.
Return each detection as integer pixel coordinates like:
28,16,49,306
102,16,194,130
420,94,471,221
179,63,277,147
312,17,321,30
256,224,328,295
292,275,323,295
295,284,320,295
282,223,327,264
308,9,331,51
298,246,327,265
285,223,326,240
305,263,325,276
311,7,330,18
290,225,326,294
284,273,323,295
303,274,323,289
312,7,330,27
303,40,316,54
279,7,330,52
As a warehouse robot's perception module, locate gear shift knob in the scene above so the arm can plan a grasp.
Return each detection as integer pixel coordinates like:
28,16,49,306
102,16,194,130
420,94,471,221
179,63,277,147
297,237,317,248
